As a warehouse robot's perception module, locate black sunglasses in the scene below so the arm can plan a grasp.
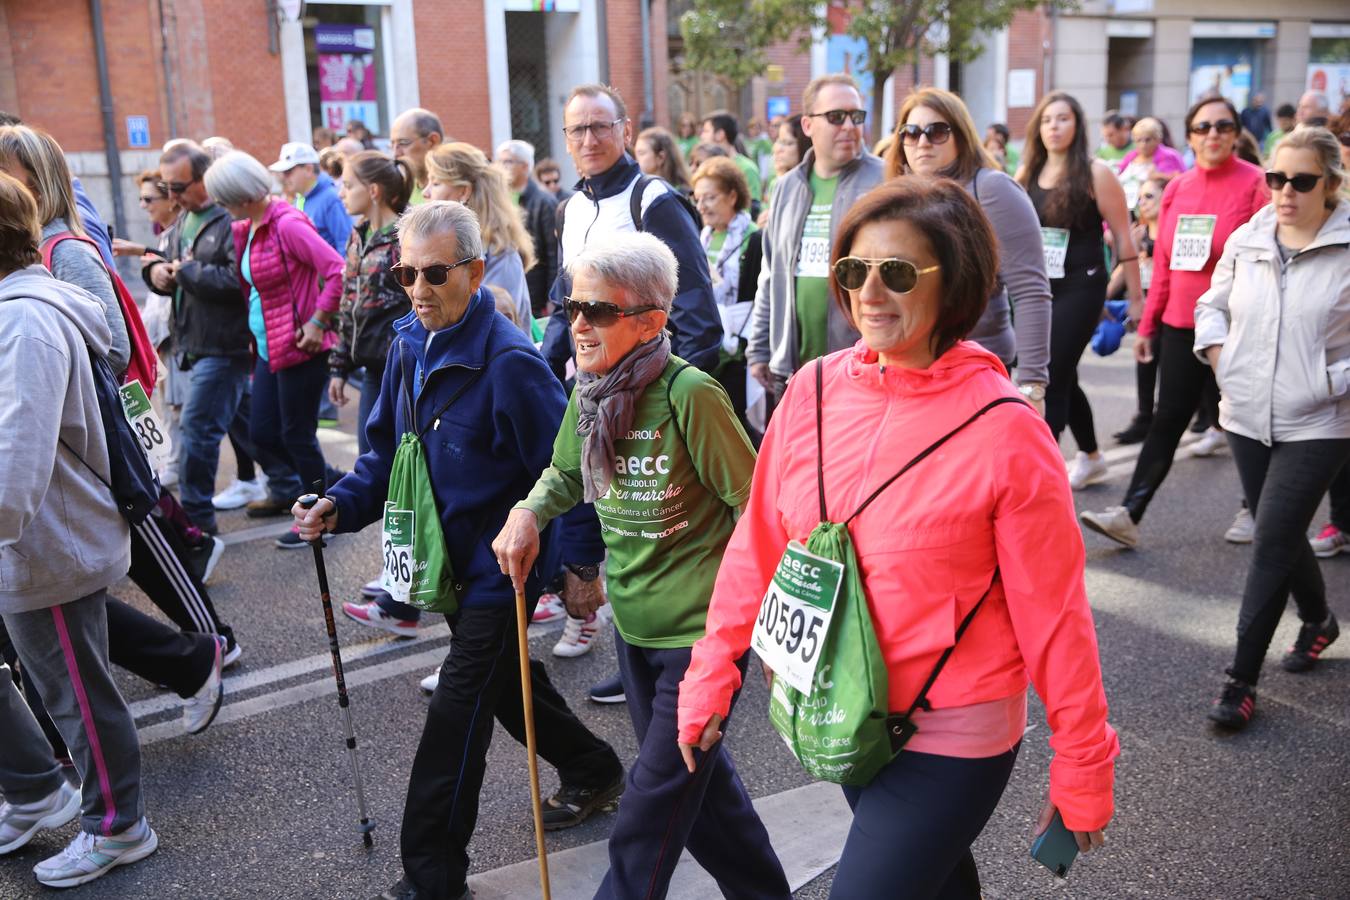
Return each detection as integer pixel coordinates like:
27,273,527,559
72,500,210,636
1189,119,1238,136
1265,170,1323,193
156,177,199,195
808,109,867,127
898,122,953,145
390,257,475,287
564,298,662,327
833,257,940,294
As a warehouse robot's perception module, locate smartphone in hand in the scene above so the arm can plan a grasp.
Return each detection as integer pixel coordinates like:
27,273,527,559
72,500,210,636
1031,809,1079,878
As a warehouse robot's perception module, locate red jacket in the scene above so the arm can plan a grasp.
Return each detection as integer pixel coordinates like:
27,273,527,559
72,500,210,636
231,200,345,372
1139,154,1268,339
678,341,1119,831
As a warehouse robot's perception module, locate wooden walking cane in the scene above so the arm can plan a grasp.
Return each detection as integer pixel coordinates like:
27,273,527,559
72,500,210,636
515,587,553,900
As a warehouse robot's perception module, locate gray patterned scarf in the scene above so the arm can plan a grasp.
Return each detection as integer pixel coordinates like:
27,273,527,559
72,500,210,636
575,332,672,503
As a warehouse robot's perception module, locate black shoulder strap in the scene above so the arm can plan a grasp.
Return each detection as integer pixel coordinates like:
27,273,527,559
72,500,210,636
897,566,1000,721
415,346,533,438
844,396,1025,526
664,361,693,448
629,173,651,231
555,194,571,242
815,358,827,522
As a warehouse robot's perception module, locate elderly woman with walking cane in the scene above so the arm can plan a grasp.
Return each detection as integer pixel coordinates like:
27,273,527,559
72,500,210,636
494,231,790,900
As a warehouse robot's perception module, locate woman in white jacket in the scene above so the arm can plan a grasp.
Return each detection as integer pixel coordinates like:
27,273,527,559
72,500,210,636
1195,126,1350,730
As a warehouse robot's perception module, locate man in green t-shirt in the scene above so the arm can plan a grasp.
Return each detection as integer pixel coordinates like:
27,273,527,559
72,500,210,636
1095,110,1133,163
495,233,790,900
700,112,763,201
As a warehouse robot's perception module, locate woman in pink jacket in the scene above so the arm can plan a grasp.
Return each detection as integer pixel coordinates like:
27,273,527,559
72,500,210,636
204,151,346,547
678,180,1119,899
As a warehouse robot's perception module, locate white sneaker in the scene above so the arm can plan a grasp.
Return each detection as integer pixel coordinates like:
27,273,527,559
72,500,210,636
33,817,158,888
1067,452,1110,490
0,781,80,855
1190,427,1226,457
1080,506,1139,548
1224,507,1255,544
183,638,224,734
420,667,440,694
553,613,600,658
212,477,267,510
158,466,178,488
531,592,566,625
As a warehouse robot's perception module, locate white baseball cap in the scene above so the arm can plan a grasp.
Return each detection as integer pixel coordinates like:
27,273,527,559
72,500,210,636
269,142,321,172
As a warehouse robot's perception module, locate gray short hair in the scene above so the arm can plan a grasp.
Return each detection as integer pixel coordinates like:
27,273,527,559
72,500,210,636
398,200,484,260
203,151,273,206
496,139,535,168
565,232,677,313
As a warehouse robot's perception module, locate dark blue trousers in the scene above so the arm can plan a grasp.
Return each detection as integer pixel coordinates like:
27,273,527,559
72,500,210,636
597,634,790,900
831,744,1020,900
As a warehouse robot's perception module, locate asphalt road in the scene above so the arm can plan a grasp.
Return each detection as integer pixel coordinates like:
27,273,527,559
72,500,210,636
2,336,1347,899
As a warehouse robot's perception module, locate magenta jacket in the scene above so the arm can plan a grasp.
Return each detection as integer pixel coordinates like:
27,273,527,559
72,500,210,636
1116,144,1186,177
231,199,345,372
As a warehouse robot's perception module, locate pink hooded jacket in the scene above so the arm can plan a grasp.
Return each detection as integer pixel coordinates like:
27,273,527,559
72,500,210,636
678,341,1119,831
231,199,345,372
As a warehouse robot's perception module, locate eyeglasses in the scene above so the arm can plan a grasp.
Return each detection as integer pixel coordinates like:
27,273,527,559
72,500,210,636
693,191,724,208
564,298,663,327
138,194,164,206
898,122,953,145
1265,171,1323,193
1189,119,1238,136
833,257,940,294
563,118,626,143
391,138,419,150
1138,191,1160,202
390,258,476,287
806,109,866,127
157,177,199,195
540,176,560,187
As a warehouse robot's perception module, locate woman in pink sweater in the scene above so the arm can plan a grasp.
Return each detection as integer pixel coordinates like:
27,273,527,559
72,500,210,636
678,180,1118,899
1081,97,1269,548
204,151,346,544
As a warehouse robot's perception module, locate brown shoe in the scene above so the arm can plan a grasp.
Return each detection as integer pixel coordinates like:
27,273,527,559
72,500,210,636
245,497,291,518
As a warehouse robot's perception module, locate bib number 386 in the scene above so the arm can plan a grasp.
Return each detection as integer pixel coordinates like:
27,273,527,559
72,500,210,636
751,541,844,696
380,502,415,604
118,381,172,472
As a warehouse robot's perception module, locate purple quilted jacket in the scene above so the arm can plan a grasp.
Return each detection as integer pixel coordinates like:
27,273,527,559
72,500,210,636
231,199,346,372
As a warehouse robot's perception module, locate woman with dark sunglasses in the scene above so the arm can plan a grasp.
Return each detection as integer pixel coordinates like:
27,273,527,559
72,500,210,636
1017,91,1143,490
1081,96,1269,548
678,180,1117,899
884,87,1052,422
1192,126,1349,729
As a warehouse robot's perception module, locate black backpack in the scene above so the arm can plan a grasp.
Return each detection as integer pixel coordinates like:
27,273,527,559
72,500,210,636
59,347,161,525
555,173,703,238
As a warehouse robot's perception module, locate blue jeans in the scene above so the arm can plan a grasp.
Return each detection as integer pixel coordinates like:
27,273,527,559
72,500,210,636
830,744,1020,899
250,354,331,502
178,355,251,531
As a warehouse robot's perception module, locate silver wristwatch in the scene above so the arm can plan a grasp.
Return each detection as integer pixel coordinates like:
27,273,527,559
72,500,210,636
1018,383,1047,403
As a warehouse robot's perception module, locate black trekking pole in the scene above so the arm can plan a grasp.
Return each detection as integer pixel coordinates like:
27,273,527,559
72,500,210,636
298,493,375,848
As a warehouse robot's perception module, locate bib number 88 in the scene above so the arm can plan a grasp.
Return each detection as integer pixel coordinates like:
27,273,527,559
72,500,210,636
757,588,824,663
134,418,165,452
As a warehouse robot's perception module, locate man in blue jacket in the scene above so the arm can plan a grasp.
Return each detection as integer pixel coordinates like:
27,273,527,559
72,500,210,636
293,201,622,900
270,142,353,254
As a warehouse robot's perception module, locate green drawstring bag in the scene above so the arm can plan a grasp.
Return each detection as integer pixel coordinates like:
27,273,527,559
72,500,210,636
380,431,460,613
756,360,1018,786
379,344,531,615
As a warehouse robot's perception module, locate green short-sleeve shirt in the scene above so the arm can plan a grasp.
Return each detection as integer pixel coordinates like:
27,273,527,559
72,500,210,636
733,153,763,203
794,170,838,365
519,358,757,648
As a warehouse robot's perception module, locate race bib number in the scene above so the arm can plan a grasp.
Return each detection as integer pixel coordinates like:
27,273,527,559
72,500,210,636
751,541,844,696
1170,215,1217,272
795,235,831,279
1040,227,1069,280
380,502,414,604
118,381,172,472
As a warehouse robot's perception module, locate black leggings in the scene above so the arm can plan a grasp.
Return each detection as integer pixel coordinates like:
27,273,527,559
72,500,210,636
830,744,1020,899
1046,271,1107,453
1122,325,1219,523
1227,434,1350,684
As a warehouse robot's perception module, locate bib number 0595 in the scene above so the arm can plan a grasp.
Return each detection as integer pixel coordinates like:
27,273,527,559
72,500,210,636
751,541,844,696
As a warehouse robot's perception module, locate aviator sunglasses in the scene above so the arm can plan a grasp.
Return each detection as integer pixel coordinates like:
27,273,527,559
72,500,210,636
1264,170,1323,193
564,298,663,327
390,258,476,287
833,257,941,294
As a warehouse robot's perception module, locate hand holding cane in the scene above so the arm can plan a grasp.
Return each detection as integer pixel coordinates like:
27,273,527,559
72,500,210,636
297,493,376,848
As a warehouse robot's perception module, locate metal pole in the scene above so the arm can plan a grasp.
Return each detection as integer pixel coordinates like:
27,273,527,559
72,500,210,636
639,0,655,127
87,0,127,241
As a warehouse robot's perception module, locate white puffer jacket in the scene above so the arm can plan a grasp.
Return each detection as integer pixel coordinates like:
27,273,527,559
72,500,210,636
1193,199,1350,444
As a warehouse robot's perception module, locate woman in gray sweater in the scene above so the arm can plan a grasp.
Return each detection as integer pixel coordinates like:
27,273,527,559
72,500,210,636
883,87,1052,413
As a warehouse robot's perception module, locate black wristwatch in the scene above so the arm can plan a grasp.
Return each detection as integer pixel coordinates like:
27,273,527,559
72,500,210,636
564,562,600,582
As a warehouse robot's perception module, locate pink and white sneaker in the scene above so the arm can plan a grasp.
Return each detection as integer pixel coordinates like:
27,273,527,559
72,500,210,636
1310,524,1348,559
532,592,566,625
552,612,599,658
341,600,419,638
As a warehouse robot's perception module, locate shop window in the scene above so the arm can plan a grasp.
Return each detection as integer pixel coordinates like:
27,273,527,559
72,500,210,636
1190,38,1261,110
305,4,387,138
